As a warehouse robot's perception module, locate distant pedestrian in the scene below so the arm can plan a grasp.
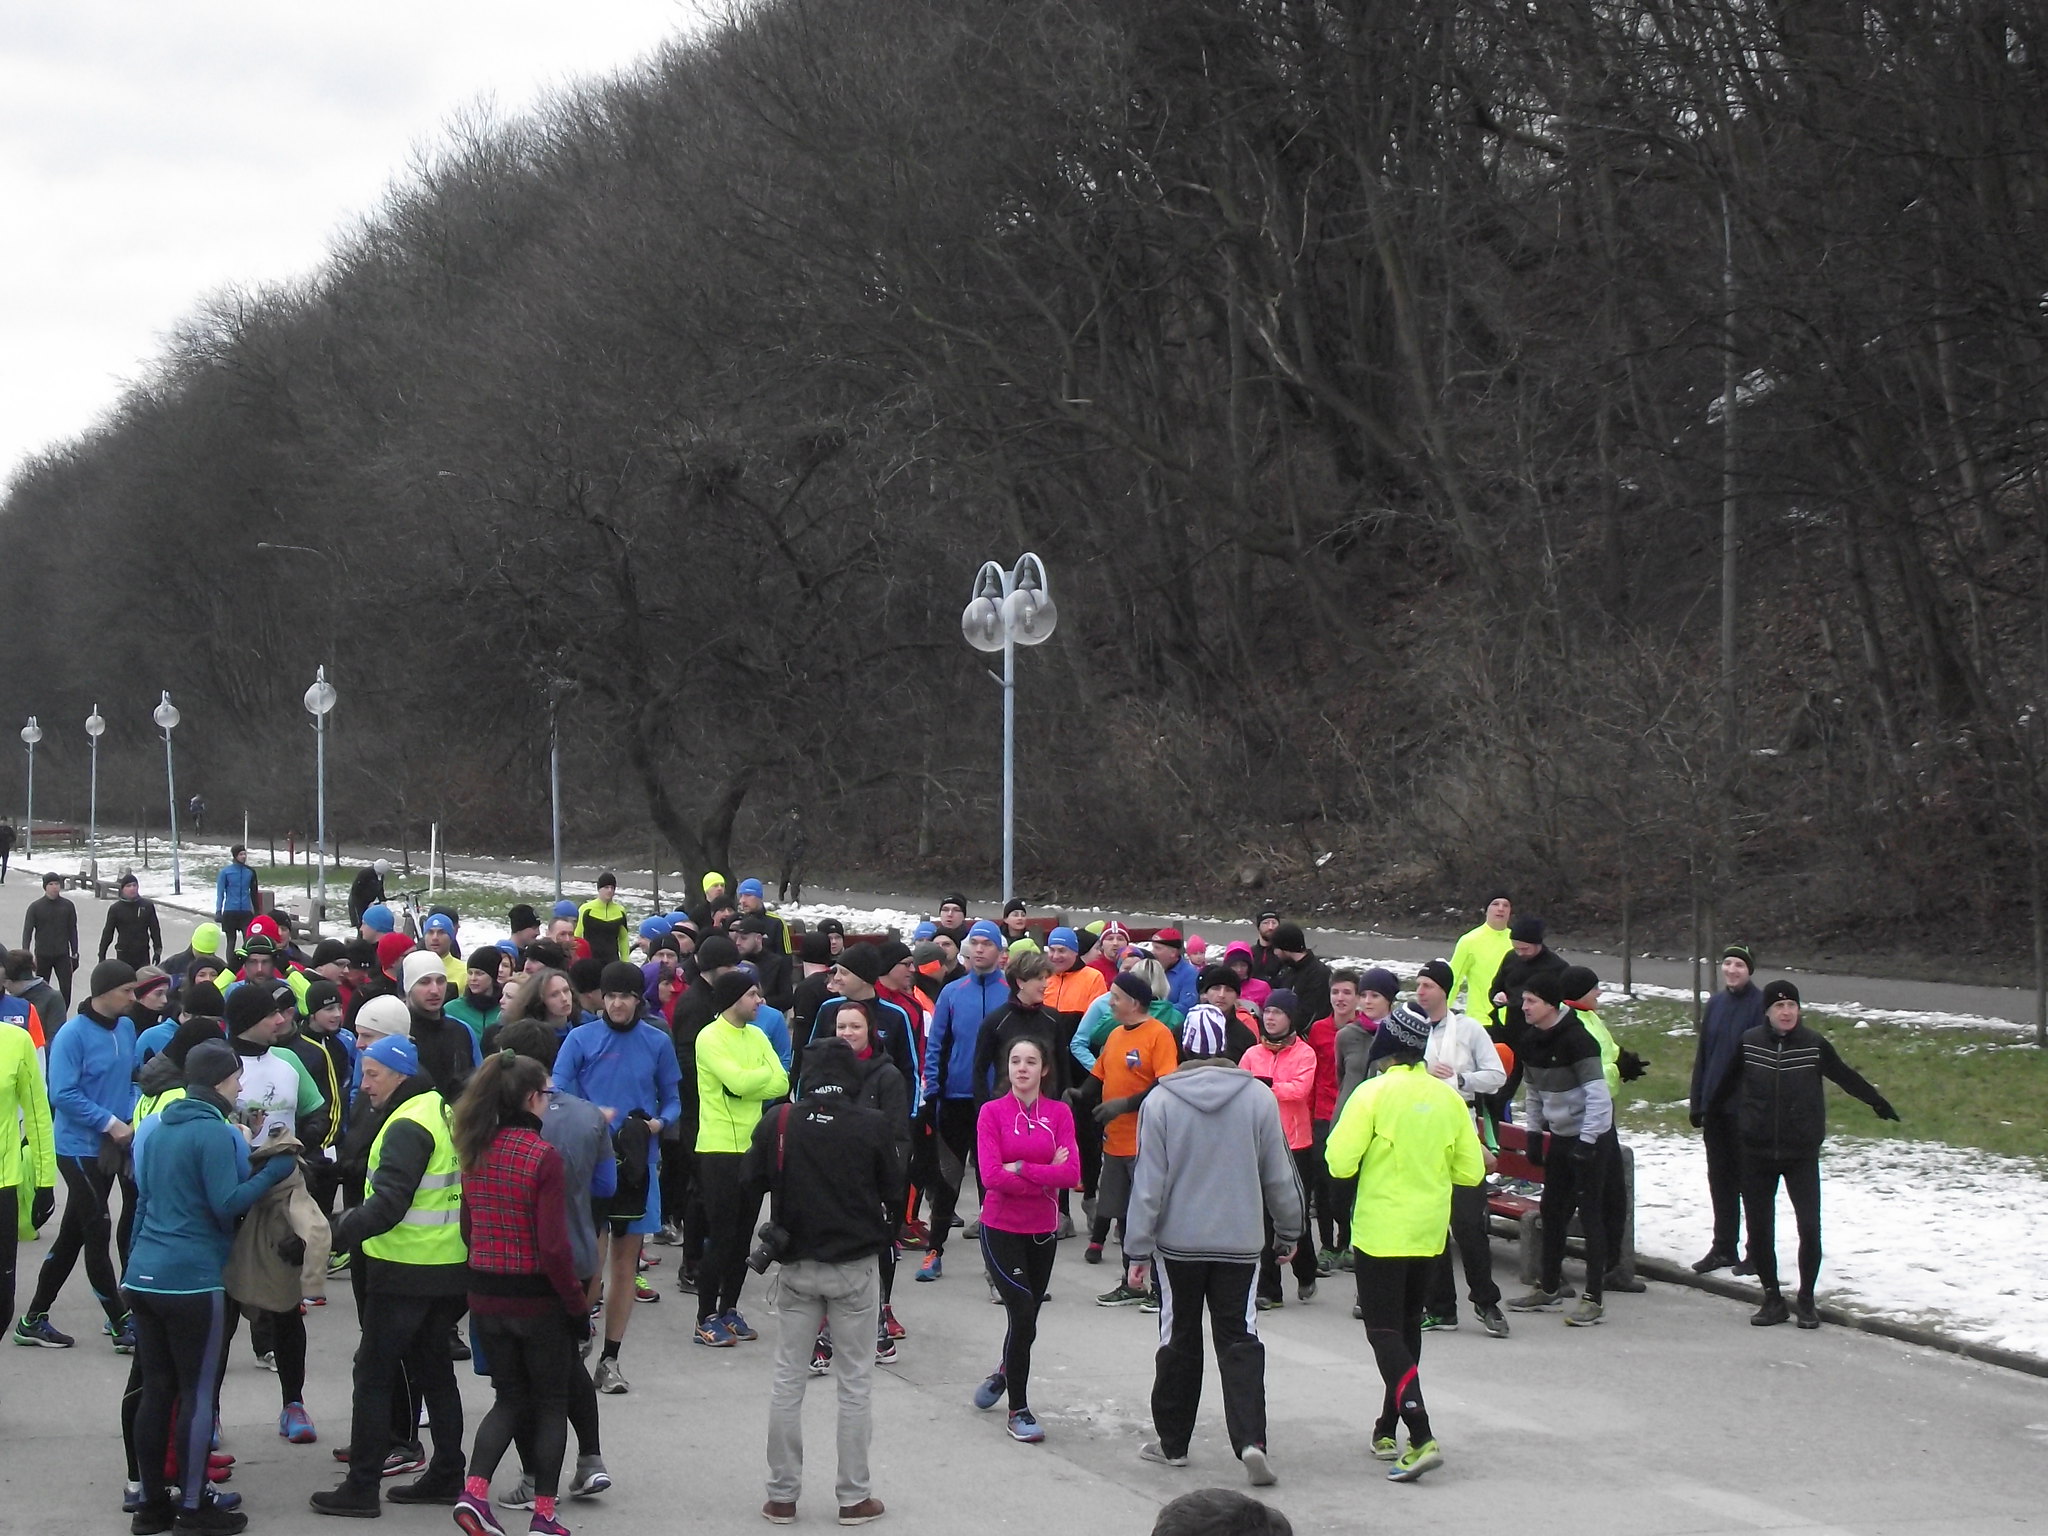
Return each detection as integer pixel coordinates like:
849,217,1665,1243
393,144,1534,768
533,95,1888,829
98,873,162,969
0,818,14,882
1687,944,1765,1275
1737,980,1897,1329
21,872,79,1008
188,796,206,834
214,847,258,952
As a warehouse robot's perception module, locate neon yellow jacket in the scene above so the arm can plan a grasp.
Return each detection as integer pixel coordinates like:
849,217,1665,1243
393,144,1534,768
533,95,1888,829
1449,922,1514,1019
4,1021,56,1238
1579,1008,1622,1097
1325,1061,1485,1258
694,1018,788,1154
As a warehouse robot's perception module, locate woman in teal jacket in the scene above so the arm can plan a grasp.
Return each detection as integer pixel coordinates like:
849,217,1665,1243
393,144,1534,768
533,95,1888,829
124,1039,294,1534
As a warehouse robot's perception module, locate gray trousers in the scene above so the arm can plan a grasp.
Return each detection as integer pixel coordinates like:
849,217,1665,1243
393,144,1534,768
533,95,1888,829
766,1255,881,1508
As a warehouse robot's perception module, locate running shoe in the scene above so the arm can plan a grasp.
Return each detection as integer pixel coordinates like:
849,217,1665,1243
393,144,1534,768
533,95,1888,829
880,1304,906,1340
1297,1280,1317,1303
1370,1435,1400,1462
1336,1249,1355,1271
13,1313,74,1348
1477,1304,1510,1338
326,1251,351,1275
449,1327,472,1362
1055,1212,1076,1239
1240,1445,1276,1487
1007,1409,1044,1443
1254,1295,1280,1312
1690,1247,1736,1275
898,1219,928,1249
1316,1247,1339,1276
1083,1243,1103,1265
567,1457,611,1498
497,1479,536,1511
632,1275,659,1304
1504,1287,1563,1312
385,1443,428,1477
1419,1311,1457,1332
304,1294,326,1307
527,1514,570,1536
1139,1292,1160,1314
811,1336,833,1376
1387,1440,1443,1483
1795,1297,1821,1330
674,1267,697,1295
651,1220,681,1245
1565,1298,1604,1327
594,1358,630,1393
172,1497,249,1534
962,1219,981,1238
874,1334,897,1365
279,1403,317,1444
1750,1293,1790,1327
253,1351,277,1372
453,1490,508,1536
112,1313,138,1353
916,1252,942,1281
1138,1442,1188,1468
694,1317,736,1348
972,1372,1006,1410
723,1309,758,1341
1096,1283,1149,1307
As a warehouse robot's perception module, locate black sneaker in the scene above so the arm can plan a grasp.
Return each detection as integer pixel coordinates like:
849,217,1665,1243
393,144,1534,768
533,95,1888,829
131,1499,178,1535
1690,1248,1737,1275
386,1474,462,1505
1750,1292,1790,1327
173,1498,249,1535
1795,1296,1821,1330
1476,1304,1510,1338
309,1481,384,1518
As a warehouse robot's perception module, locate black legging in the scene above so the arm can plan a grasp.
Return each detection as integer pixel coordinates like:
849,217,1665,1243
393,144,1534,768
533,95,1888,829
127,1288,229,1512
1741,1152,1822,1299
926,1100,977,1255
1355,1254,1434,1446
1538,1131,1614,1303
695,1151,759,1322
0,1185,16,1324
470,1310,576,1499
981,1226,1057,1411
247,1304,308,1406
35,954,75,1008
27,1154,133,1325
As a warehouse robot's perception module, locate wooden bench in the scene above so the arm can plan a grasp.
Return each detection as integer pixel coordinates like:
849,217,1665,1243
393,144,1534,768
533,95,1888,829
1486,1121,1639,1288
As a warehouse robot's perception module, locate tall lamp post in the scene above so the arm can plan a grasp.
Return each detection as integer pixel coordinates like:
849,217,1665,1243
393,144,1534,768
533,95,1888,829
153,692,182,895
85,707,105,884
960,553,1057,904
19,718,41,860
305,667,337,933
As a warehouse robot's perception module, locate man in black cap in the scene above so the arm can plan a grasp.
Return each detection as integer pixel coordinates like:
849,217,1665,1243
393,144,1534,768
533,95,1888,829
1687,943,1766,1275
808,945,916,1088
1481,917,1566,1113
666,934,742,1289
1504,973,1615,1326
734,915,794,1013
1736,980,1897,1328
1264,924,1331,1028
933,897,970,950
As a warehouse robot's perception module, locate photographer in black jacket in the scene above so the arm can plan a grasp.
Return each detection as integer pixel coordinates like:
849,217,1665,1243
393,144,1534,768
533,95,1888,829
1738,980,1897,1329
745,1038,895,1527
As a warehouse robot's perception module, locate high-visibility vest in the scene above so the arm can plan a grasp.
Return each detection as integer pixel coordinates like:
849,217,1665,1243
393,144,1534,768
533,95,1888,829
362,1091,467,1267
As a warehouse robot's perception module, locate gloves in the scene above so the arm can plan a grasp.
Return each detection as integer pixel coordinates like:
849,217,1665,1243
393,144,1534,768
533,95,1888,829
1687,1108,1704,1129
1873,1096,1900,1122
1564,1138,1599,1169
276,1234,307,1268
1618,1050,1649,1083
1092,1097,1128,1127
916,1097,937,1128
30,1187,54,1229
1520,1130,1548,1168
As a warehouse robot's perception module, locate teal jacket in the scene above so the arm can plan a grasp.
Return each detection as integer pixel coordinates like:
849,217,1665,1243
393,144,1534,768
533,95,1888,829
124,1095,293,1295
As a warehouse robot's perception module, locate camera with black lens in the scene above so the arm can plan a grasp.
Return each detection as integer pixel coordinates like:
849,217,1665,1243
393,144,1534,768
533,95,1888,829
746,1220,791,1274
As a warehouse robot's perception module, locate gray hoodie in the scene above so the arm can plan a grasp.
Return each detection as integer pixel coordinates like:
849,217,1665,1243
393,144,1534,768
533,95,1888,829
1123,1059,1305,1264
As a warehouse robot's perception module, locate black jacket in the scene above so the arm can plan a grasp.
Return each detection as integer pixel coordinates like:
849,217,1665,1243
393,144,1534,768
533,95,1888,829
744,1088,897,1266
331,1077,469,1294
747,947,795,1013
1486,945,1569,1041
409,1007,477,1101
971,1000,1068,1103
22,894,78,959
347,867,385,926
1269,952,1332,1028
99,897,162,964
1735,1022,1887,1161
804,993,917,1094
790,971,833,1043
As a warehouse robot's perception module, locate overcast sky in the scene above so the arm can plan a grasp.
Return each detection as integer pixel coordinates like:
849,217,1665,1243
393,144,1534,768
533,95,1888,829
1,1,711,486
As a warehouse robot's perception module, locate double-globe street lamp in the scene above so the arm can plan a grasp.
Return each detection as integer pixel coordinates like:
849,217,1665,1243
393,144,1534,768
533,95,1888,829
19,717,40,859
960,554,1058,905
154,692,182,895
306,667,337,933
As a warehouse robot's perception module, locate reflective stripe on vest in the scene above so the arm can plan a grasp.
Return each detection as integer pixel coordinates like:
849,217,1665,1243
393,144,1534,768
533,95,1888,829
362,1091,467,1266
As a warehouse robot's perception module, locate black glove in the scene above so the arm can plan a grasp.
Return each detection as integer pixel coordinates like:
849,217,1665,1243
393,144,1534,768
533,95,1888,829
1564,1138,1599,1169
1688,1107,1705,1129
276,1234,307,1268
1093,1097,1127,1127
916,1097,937,1128
1521,1130,1548,1168
1873,1096,1899,1122
1618,1050,1649,1083
30,1187,54,1229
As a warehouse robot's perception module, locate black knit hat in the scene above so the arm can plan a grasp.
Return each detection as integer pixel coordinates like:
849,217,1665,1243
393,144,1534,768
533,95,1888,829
875,940,912,971
798,932,832,965
600,960,645,996
1197,963,1240,994
1271,922,1307,952
710,970,758,1014
1723,944,1756,970
181,980,226,1019
1761,979,1800,1008
568,957,607,994
227,983,285,1035
835,944,884,985
1510,917,1546,945
507,903,540,932
1521,972,1565,1008
89,959,138,998
302,979,342,1016
697,935,740,971
1558,965,1600,1006
164,1016,226,1067
1417,958,1454,993
311,939,349,968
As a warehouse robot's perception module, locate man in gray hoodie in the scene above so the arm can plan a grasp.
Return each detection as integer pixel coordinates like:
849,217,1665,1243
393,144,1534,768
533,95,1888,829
1123,1054,1304,1489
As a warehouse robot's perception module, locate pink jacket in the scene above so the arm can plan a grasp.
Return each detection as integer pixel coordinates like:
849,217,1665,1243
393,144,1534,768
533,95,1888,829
1223,942,1272,1008
1240,1036,1317,1149
975,1092,1082,1234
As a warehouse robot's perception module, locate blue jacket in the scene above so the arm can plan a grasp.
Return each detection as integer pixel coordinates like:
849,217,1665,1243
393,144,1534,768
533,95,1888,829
135,1019,178,1066
48,1006,138,1156
553,1018,683,1183
125,1094,294,1294
215,862,258,915
1161,957,1200,1014
754,1003,793,1070
1690,982,1767,1116
922,968,1010,1101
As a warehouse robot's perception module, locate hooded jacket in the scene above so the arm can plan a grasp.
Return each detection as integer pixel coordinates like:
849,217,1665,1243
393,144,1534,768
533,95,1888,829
125,1092,294,1294
1325,1061,1486,1258
1122,1060,1303,1264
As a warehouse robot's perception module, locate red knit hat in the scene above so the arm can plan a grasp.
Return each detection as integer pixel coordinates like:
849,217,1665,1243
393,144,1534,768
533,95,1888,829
375,932,417,977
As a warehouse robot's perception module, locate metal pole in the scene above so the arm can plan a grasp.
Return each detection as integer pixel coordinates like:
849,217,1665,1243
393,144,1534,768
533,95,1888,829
23,741,33,860
1002,628,1015,904
88,728,99,885
550,697,563,902
165,729,181,896
315,707,327,934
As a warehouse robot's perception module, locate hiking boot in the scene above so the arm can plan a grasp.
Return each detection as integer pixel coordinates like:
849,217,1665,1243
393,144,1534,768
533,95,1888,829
1565,1297,1605,1327
1476,1304,1510,1338
386,1473,463,1505
1387,1440,1443,1483
308,1481,384,1518
1505,1287,1563,1312
1751,1292,1791,1327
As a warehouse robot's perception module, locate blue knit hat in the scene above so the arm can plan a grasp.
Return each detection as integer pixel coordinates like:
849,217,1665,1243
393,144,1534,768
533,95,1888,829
967,919,1004,945
638,916,673,940
738,878,765,899
913,922,938,941
1047,926,1080,952
551,899,578,920
361,903,394,934
364,1036,420,1076
422,912,456,937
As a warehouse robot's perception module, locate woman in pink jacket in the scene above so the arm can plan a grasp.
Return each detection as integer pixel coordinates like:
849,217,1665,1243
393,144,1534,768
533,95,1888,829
971,1036,1081,1444
1241,989,1322,1307
1222,943,1272,1009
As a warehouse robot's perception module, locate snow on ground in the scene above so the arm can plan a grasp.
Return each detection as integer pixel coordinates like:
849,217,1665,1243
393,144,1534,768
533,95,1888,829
51,843,2048,1359
1628,1129,2048,1359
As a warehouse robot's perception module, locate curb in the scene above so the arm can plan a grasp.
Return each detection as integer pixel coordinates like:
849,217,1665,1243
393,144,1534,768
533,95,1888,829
1630,1255,2048,1380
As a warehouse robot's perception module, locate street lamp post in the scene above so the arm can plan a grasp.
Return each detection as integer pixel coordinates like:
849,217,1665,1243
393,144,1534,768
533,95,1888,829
85,707,105,884
19,718,41,860
548,687,564,902
153,693,182,895
960,553,1058,904
304,667,337,934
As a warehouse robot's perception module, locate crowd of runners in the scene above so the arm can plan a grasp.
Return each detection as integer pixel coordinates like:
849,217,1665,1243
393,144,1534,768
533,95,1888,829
0,865,1900,1531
